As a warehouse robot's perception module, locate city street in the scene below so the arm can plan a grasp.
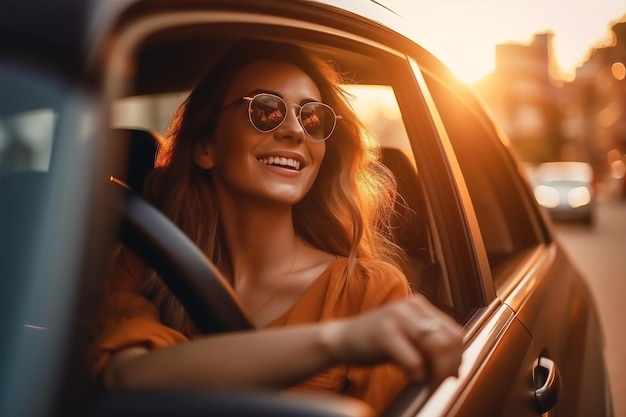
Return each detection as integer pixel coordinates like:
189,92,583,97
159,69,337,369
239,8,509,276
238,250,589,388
553,198,626,417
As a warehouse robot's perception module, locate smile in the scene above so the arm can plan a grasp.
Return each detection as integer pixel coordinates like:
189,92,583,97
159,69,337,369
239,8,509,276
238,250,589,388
258,156,302,171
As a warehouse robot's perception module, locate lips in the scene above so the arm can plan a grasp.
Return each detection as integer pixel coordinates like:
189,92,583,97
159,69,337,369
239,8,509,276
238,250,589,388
258,155,302,171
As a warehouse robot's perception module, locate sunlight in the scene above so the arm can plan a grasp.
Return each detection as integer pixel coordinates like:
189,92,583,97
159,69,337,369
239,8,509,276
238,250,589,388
383,0,626,83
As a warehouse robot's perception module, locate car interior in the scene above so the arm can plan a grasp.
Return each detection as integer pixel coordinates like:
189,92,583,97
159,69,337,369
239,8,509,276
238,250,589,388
124,14,551,315
69,27,445,415
107,27,453,311
0,22,452,415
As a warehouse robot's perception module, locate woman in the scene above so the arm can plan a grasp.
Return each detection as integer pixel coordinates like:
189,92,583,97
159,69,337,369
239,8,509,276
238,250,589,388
91,39,463,415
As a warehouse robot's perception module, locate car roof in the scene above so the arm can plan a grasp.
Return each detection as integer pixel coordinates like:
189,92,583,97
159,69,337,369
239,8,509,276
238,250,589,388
108,0,425,95
1,0,427,109
0,0,413,63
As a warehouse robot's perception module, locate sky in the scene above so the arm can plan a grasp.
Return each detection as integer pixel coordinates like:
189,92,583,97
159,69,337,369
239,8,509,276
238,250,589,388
382,0,626,83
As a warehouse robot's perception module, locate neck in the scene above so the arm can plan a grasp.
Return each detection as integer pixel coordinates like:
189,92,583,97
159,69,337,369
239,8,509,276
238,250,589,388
221,206,299,284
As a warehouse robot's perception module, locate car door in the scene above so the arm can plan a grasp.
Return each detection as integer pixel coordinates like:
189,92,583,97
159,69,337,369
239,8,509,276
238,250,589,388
409,53,611,416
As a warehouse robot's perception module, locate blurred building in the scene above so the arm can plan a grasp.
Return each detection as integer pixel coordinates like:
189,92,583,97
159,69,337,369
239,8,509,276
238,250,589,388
562,18,626,194
475,16,626,198
475,33,563,164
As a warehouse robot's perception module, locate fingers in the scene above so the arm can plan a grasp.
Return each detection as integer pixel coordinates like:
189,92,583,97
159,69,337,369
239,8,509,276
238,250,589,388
413,319,463,388
376,315,428,381
368,295,463,385
325,294,463,386
401,296,463,387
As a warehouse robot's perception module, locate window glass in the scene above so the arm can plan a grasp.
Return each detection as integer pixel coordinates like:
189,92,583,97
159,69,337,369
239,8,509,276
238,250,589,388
343,85,412,157
346,85,453,313
0,109,55,173
0,61,63,175
112,92,185,134
421,68,544,283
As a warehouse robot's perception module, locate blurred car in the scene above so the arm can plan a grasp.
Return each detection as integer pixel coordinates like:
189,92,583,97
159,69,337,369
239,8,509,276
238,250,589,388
532,161,595,225
0,1,613,416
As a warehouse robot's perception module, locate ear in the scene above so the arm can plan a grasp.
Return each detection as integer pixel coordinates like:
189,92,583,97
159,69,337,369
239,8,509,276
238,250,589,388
194,142,215,169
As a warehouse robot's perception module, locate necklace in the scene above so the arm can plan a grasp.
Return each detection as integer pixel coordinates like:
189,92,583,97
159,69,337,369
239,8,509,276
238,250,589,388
251,237,301,317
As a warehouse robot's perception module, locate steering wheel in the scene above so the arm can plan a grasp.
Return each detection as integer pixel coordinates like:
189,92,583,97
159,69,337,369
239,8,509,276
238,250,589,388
110,179,253,334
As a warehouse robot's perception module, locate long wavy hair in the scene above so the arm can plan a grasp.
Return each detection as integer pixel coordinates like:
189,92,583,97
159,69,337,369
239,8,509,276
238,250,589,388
139,39,405,335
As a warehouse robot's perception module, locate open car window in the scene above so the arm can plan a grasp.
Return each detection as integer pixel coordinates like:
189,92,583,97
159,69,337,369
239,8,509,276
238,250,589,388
111,79,458,318
105,18,481,321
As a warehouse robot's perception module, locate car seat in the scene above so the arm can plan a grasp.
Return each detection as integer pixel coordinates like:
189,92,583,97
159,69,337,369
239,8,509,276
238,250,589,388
380,148,442,303
109,128,161,193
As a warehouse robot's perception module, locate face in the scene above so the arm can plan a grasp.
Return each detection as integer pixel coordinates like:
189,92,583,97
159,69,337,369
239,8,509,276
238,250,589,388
195,60,327,208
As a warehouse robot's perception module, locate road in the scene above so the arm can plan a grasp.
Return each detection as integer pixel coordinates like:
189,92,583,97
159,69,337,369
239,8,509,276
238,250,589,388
553,199,626,417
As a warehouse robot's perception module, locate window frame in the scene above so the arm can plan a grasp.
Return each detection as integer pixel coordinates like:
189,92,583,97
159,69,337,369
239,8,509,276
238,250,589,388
409,52,553,293
102,6,494,325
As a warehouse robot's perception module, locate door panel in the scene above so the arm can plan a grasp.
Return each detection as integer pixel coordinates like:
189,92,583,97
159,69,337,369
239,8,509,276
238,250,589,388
512,248,611,416
413,51,611,417
413,304,536,416
451,315,536,417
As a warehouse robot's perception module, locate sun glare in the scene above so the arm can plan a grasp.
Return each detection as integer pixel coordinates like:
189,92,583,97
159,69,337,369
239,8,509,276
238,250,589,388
383,0,626,84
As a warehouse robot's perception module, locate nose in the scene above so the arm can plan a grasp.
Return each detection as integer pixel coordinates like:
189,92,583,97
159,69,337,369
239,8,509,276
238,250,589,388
276,105,305,143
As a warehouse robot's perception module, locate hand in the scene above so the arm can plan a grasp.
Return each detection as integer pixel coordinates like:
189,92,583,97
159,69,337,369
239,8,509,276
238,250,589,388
322,294,463,387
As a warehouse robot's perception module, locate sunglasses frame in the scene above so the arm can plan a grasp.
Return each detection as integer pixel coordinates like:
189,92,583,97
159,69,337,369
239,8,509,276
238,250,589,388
240,93,341,142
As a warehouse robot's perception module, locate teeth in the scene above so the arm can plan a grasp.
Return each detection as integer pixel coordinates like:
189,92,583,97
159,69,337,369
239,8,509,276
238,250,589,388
259,156,301,170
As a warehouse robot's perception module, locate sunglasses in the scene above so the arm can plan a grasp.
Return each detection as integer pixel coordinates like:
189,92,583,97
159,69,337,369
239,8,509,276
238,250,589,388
223,93,341,142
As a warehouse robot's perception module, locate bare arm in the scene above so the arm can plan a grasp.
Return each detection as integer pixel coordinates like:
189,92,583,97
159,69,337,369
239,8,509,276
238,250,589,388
103,324,338,390
102,294,463,391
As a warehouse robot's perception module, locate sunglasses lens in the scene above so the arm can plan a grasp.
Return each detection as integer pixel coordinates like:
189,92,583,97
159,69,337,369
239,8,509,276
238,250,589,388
247,94,337,140
300,102,336,141
249,94,287,132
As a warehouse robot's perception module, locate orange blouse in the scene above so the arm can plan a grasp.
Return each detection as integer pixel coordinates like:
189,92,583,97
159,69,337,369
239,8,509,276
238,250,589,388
91,247,412,415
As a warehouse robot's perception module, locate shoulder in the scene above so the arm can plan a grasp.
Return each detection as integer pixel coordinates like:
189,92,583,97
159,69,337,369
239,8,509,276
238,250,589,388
325,257,411,308
354,258,408,282
355,258,411,299
328,257,408,285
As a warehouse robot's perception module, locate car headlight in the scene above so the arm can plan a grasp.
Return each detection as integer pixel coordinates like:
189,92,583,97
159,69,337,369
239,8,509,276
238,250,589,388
534,185,560,208
568,186,591,208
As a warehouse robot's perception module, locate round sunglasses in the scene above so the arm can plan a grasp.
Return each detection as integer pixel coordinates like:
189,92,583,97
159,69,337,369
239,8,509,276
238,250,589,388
223,93,341,142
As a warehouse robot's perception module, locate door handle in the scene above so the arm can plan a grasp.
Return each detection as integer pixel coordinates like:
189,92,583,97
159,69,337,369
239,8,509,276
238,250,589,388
533,356,561,414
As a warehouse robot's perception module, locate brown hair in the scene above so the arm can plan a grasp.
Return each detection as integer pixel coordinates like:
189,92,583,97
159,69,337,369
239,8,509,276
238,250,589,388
139,39,404,335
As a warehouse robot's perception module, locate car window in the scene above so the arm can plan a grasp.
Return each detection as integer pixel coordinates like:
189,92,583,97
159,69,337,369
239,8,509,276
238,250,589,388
109,41,456,318
113,92,185,134
0,109,55,173
0,62,58,175
419,63,549,287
